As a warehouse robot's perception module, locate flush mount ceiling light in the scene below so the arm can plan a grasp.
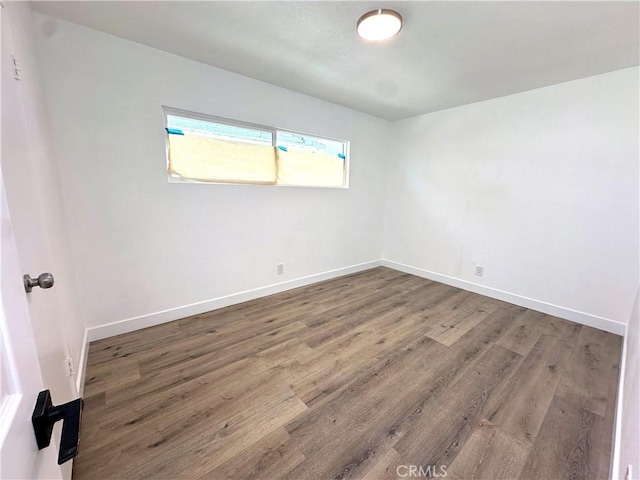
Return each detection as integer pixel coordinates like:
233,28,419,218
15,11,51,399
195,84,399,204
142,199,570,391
357,9,402,41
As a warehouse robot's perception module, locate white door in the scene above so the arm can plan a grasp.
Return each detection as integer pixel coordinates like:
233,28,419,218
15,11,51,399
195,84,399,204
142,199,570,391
0,1,77,410
0,4,66,479
0,170,62,480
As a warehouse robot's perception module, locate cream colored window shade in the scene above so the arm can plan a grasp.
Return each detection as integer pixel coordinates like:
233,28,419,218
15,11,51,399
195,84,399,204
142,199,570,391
276,148,345,187
164,108,349,188
168,134,276,184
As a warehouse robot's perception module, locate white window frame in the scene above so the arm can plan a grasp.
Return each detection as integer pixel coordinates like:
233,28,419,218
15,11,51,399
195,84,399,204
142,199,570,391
163,106,350,188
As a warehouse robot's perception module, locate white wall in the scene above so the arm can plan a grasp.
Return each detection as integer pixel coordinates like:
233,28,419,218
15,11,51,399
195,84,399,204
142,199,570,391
33,13,389,333
384,68,639,330
616,290,640,479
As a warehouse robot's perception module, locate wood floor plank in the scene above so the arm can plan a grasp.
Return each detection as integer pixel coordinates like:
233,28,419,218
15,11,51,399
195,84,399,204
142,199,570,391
76,377,305,478
87,321,184,368
391,345,521,474
401,282,463,313
282,310,524,479
285,303,521,442
102,320,310,408
556,326,622,417
199,427,306,480
138,314,311,374
136,394,308,479
425,299,499,346
79,356,273,454
530,312,583,343
482,334,567,445
83,356,141,398
284,346,447,479
519,395,604,480
297,289,412,347
72,267,620,480
495,309,544,356
362,448,401,480
446,420,529,480
591,389,619,480
291,307,438,406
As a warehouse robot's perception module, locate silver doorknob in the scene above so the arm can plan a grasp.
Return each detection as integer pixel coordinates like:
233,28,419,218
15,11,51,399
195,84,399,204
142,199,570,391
24,273,54,293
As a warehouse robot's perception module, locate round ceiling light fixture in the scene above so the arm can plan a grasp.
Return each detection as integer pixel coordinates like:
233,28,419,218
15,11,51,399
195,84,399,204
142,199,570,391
357,9,402,42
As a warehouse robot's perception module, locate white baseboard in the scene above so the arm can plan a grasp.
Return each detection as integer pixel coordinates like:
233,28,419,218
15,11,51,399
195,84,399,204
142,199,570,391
75,328,89,397
381,259,626,336
86,260,382,342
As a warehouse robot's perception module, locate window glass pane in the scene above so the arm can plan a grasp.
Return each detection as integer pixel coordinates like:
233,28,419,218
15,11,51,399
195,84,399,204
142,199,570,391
277,131,345,156
167,115,272,146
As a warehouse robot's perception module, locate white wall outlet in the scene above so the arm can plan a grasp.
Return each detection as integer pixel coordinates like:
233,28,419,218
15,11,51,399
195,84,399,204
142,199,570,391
475,266,484,277
277,264,284,275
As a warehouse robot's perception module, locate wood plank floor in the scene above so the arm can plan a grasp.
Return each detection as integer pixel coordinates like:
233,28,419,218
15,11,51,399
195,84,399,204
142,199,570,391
73,267,621,480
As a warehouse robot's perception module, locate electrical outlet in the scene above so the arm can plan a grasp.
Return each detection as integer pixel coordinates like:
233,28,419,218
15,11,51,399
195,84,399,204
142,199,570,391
625,465,632,480
277,264,284,275
475,266,484,277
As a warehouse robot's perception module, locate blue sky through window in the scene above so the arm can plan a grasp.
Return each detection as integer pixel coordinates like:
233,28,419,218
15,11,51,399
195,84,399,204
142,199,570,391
167,114,346,157
167,115,273,145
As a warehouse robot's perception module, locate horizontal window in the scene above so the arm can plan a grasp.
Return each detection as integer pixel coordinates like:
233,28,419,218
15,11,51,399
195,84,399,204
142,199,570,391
164,107,349,188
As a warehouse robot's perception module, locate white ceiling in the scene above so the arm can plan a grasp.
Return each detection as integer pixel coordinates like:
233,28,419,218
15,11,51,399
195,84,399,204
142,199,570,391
31,1,639,121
